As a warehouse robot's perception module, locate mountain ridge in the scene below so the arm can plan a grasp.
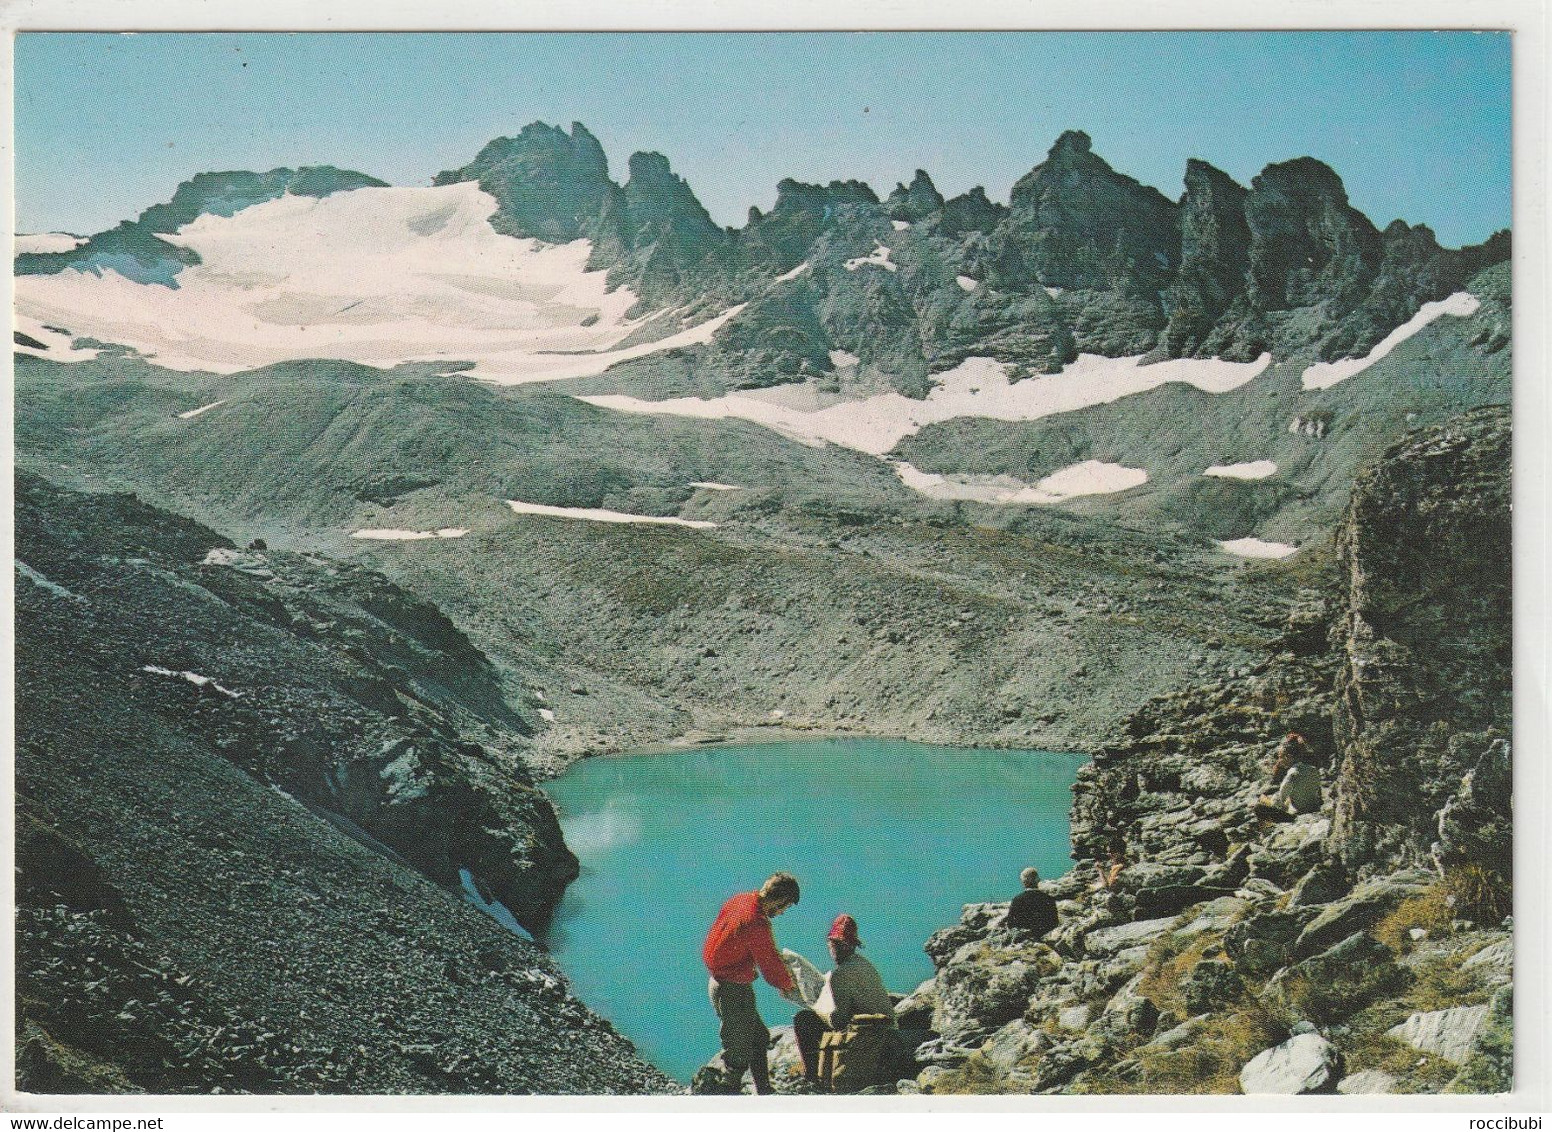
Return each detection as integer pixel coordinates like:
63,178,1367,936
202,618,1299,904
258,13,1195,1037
18,122,1508,390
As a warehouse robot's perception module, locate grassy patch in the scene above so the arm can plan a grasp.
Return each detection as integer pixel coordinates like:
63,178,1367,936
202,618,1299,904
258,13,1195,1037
1126,993,1295,1095
1443,865,1512,926
1337,1015,1458,1093
1137,932,1213,1019
1406,951,1492,1013
1375,868,1511,954
1376,888,1455,952
926,1052,1012,1095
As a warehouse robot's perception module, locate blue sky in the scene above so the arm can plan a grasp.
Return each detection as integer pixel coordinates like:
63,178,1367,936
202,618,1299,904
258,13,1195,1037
14,31,1513,247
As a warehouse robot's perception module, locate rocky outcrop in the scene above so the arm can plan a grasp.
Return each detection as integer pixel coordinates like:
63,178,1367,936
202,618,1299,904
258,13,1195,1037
15,474,576,934
1387,1004,1492,1065
1330,406,1512,877
596,151,731,305
1156,159,1251,358
911,407,1512,1095
416,121,1509,393
1157,158,1507,362
1238,1032,1343,1094
885,170,946,222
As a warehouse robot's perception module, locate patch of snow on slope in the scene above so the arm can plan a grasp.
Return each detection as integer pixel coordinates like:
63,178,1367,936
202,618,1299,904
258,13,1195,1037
141,664,241,698
581,352,1271,457
1301,291,1480,390
844,243,897,272
774,261,811,282
829,349,860,369
1218,537,1298,559
16,561,88,604
458,868,533,940
689,481,741,491
14,182,739,382
956,276,979,292
1203,460,1277,480
13,313,100,362
507,500,716,530
893,459,1146,504
178,400,228,420
351,528,467,540
892,220,911,231
476,303,747,385
16,232,87,254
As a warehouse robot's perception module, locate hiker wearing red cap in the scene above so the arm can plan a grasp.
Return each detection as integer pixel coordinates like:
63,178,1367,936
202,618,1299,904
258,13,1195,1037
792,913,896,1084
703,872,803,1095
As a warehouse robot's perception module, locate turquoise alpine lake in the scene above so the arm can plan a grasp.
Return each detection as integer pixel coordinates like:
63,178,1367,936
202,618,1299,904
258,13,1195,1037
541,737,1087,1084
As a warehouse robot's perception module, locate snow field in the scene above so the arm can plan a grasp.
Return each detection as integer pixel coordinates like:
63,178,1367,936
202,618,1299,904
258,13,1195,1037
506,500,716,530
178,400,228,420
13,313,101,362
1218,538,1298,559
893,459,1148,504
1301,291,1480,390
1203,460,1277,480
581,352,1271,458
844,243,898,273
351,528,468,540
14,182,742,383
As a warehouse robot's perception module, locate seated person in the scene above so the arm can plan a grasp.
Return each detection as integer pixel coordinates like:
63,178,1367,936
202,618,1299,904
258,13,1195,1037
1003,867,1059,937
793,914,895,1084
1255,733,1323,819
1091,839,1127,891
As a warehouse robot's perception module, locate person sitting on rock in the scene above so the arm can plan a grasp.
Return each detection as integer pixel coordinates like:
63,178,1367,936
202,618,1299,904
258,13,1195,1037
1091,838,1127,891
1255,732,1323,820
1002,866,1060,937
793,914,896,1085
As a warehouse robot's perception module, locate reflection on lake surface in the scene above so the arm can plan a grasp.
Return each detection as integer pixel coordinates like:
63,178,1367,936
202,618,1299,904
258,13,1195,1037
543,737,1086,1083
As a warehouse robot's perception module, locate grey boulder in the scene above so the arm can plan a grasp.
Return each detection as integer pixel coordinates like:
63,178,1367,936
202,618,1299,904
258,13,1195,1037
1238,1032,1343,1094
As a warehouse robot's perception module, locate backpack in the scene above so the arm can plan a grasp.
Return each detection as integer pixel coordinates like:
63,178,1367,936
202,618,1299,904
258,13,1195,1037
817,1014,892,1094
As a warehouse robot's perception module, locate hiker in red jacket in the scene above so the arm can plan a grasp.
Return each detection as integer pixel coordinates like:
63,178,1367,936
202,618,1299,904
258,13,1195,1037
703,872,802,1094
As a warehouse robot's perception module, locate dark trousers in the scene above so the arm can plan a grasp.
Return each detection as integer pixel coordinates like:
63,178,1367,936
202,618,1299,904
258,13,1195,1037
793,1008,829,1081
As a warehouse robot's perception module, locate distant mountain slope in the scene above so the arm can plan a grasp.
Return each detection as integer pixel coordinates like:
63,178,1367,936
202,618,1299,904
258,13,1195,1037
12,349,1296,759
892,263,1510,543
16,166,386,286
12,354,912,533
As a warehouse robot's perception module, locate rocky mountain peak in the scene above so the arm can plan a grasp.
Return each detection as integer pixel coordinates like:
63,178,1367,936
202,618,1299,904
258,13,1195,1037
432,120,614,242
1182,157,1244,199
1243,157,1381,311
885,169,945,222
939,185,1006,237
1049,128,1094,157
622,150,721,234
597,149,729,299
1251,155,1353,206
996,131,1180,295
1157,160,1252,356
